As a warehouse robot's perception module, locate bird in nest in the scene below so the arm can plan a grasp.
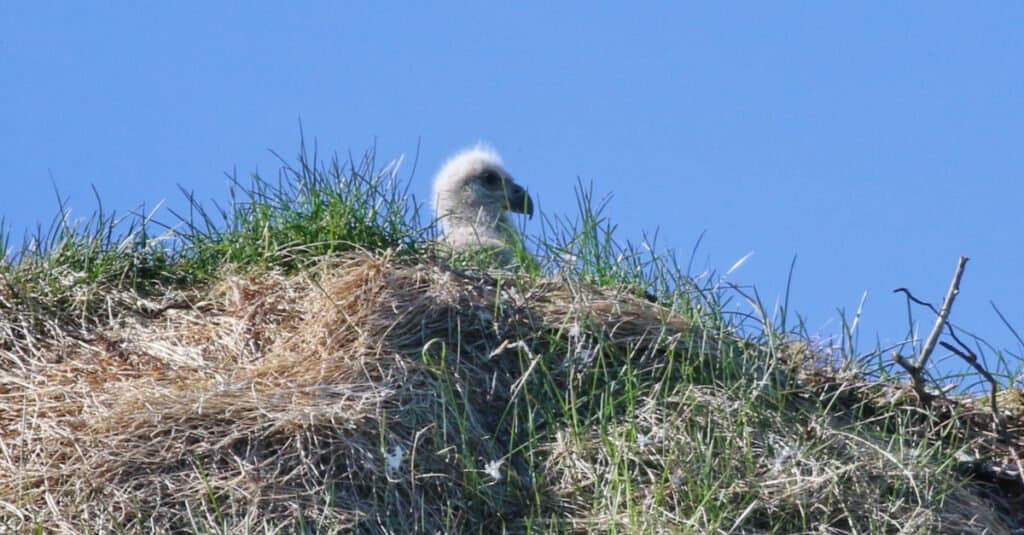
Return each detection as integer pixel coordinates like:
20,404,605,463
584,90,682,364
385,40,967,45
432,145,535,269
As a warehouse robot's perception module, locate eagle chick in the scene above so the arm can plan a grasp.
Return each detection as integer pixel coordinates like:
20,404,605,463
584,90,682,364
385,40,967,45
432,145,533,267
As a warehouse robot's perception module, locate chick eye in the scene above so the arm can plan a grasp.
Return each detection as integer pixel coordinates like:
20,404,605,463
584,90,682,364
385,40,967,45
479,170,503,188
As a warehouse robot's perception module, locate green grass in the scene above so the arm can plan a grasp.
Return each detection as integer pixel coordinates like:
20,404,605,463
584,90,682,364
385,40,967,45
171,140,427,278
0,139,1019,533
1,142,423,328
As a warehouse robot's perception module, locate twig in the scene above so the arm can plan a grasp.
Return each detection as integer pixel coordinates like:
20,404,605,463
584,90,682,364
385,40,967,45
890,256,969,404
890,352,932,403
939,339,1024,486
892,287,940,315
895,258,1023,488
939,341,1006,436
919,256,969,371
134,299,194,319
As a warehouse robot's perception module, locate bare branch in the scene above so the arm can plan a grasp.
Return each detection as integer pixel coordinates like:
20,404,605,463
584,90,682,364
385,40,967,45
891,351,932,403
939,341,1006,436
918,256,969,372
892,287,940,315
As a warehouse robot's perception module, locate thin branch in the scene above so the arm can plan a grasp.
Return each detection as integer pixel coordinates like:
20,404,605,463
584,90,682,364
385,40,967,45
918,256,969,372
891,351,933,403
888,257,969,404
942,319,971,354
939,341,1006,436
892,287,940,315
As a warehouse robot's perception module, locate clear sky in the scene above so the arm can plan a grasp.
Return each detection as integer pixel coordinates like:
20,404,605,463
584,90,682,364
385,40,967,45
3,3,1022,378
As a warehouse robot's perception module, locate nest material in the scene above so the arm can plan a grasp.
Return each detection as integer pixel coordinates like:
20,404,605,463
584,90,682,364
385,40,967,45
0,252,681,532
0,251,1020,533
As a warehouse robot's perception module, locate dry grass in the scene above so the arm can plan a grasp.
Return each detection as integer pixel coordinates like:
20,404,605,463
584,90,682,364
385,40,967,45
0,249,688,532
1,249,1021,533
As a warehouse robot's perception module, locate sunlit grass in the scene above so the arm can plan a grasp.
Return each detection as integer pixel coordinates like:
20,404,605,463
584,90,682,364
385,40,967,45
0,140,1018,533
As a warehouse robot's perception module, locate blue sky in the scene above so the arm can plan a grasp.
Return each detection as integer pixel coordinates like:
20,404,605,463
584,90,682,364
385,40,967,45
3,3,1023,379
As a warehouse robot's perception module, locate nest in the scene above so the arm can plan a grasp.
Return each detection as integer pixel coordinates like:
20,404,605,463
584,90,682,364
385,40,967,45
0,251,689,532
0,251,1019,533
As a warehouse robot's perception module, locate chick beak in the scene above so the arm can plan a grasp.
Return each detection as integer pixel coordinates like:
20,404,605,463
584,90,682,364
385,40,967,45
506,182,534,218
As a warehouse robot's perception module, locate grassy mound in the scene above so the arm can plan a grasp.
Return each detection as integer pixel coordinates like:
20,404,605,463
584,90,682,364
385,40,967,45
1,144,1021,533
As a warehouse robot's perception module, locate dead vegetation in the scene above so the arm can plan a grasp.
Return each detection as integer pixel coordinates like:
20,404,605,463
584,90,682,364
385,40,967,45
1,144,1022,532
1,249,1021,533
